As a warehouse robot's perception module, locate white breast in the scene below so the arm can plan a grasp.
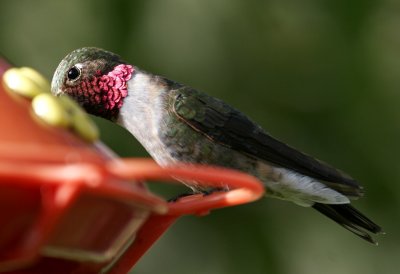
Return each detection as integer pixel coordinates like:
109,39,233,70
116,71,176,165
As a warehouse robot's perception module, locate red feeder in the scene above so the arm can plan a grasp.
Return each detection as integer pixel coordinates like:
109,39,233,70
0,57,264,273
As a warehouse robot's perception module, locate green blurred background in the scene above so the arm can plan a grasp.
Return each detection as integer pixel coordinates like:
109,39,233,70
1,0,399,273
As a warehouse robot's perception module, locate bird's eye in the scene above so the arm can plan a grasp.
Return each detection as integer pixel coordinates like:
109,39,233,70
67,66,81,81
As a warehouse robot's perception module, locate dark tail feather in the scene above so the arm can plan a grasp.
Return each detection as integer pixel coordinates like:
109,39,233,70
312,203,383,245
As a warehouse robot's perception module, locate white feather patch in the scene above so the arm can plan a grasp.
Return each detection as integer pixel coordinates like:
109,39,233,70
263,167,350,207
117,72,176,165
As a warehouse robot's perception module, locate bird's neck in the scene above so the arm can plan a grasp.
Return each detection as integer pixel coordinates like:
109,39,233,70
74,64,134,120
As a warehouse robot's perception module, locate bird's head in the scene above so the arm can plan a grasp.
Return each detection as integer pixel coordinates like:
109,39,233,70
51,47,135,120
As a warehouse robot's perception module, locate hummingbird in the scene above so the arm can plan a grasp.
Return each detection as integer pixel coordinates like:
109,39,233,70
51,47,382,244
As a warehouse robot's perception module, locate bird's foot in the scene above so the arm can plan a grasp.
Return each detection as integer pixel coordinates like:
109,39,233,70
168,187,228,202
167,192,195,202
201,187,228,196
